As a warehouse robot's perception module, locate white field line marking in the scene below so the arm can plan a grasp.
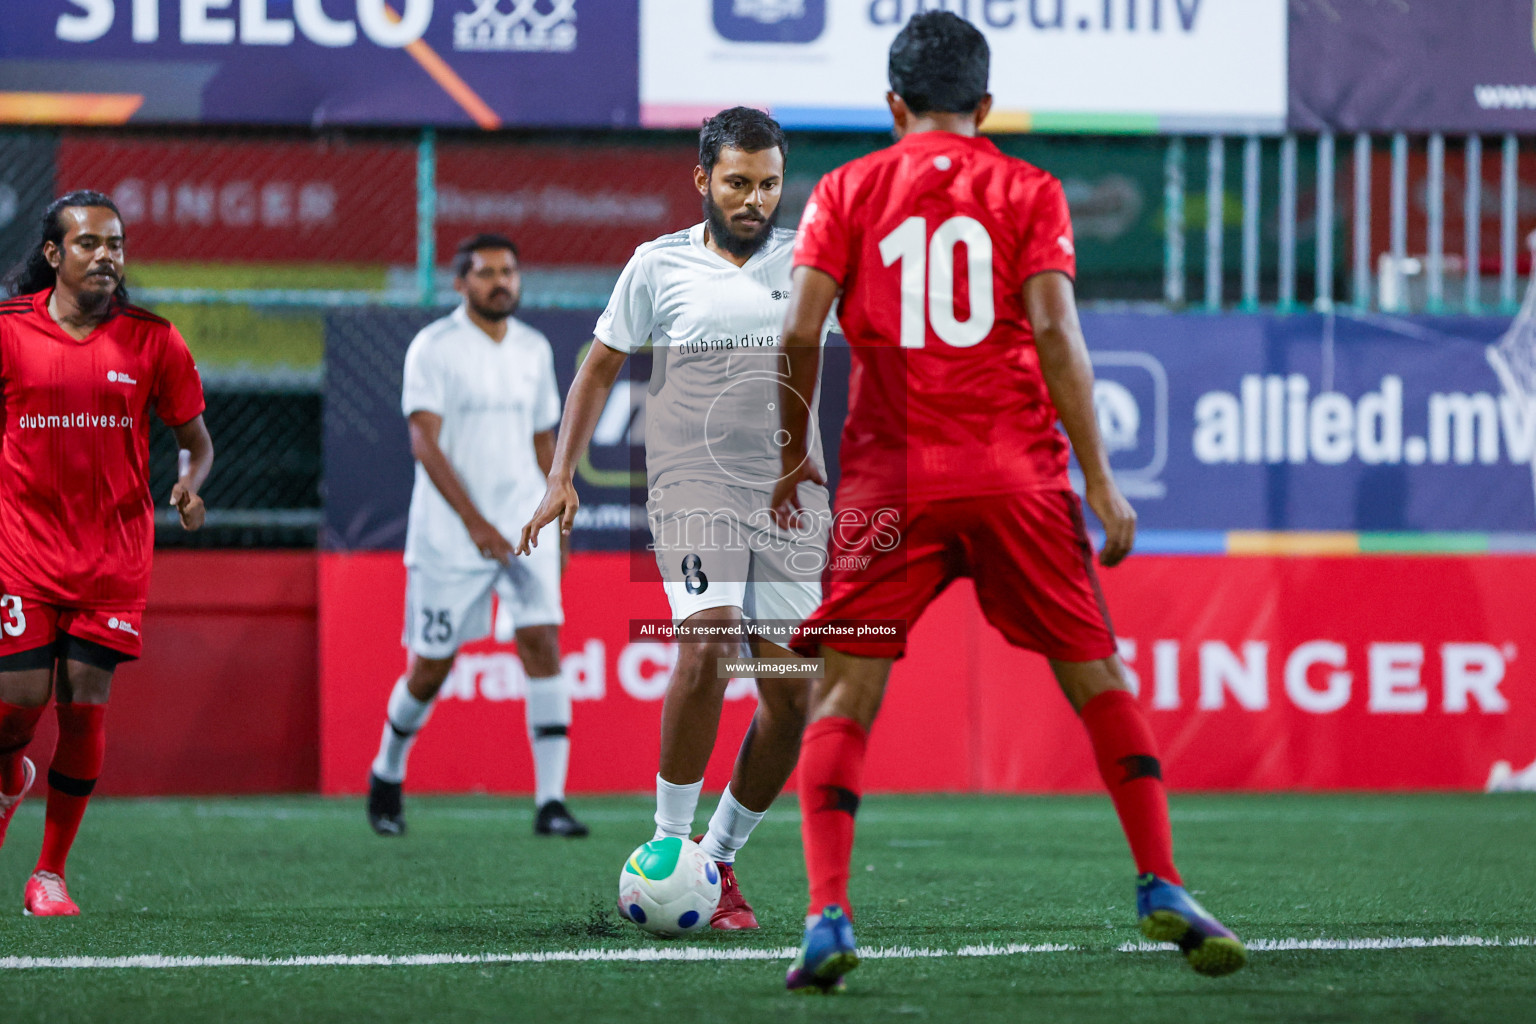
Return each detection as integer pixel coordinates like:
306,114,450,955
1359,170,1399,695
1,938,1531,971
1123,935,1536,953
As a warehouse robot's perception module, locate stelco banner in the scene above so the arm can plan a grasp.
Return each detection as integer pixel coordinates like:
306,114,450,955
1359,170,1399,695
1289,0,1536,133
640,0,1288,132
0,1,637,127
318,551,1536,794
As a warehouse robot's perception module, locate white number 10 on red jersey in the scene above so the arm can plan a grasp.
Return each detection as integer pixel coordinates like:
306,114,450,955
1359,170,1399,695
878,215,996,349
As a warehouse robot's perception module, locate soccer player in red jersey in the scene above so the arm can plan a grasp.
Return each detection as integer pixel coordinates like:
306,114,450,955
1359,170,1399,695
0,191,212,916
769,13,1245,990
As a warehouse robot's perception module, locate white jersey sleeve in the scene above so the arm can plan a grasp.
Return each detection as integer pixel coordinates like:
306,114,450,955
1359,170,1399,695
533,335,561,433
594,247,657,354
401,333,447,417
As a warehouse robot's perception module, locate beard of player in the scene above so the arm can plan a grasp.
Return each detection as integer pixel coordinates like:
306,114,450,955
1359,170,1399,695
73,272,118,319
54,238,122,321
703,190,779,260
467,282,519,323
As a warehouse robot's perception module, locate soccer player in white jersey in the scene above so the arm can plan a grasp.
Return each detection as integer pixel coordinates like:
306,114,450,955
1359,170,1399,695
519,108,831,929
367,234,587,840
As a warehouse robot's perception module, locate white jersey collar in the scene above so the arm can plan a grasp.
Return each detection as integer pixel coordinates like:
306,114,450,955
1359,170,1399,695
451,302,514,344
691,220,774,272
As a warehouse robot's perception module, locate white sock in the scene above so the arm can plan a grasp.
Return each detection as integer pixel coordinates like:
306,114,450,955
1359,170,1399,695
525,674,571,807
698,785,766,864
653,774,703,839
371,677,434,784
1514,758,1536,788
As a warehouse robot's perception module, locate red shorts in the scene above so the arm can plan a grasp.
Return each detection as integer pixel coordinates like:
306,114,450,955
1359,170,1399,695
0,592,143,664
795,489,1116,662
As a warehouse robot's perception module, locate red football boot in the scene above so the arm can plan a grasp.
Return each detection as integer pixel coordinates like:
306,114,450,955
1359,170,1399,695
692,835,760,930
0,756,35,850
711,861,759,930
24,871,80,917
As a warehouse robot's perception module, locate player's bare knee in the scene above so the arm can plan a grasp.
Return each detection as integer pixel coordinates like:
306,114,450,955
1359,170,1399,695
1051,655,1131,713
699,639,744,678
513,625,561,678
0,668,53,708
810,674,882,730
56,661,113,705
407,655,456,700
755,679,811,730
671,639,736,694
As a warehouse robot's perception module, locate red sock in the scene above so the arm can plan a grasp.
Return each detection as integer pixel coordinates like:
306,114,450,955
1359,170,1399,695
798,716,868,917
1079,689,1181,885
36,702,108,878
0,700,47,794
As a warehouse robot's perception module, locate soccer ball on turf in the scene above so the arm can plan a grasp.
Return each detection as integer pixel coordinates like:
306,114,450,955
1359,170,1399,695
617,837,721,937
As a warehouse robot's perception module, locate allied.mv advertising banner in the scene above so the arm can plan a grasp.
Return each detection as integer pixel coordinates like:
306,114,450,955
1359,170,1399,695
640,0,1288,133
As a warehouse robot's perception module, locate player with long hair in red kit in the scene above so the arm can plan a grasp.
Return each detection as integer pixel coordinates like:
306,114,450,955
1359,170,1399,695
0,190,212,915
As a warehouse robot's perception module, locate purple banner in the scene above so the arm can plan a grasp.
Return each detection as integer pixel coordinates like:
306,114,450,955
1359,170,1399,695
1290,0,1536,133
0,1,637,128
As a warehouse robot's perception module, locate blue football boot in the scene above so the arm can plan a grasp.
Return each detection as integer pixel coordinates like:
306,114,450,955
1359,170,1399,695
1136,874,1247,976
785,905,860,993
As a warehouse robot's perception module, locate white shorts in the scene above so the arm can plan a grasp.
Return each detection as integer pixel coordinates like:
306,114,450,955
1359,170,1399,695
647,479,829,633
402,540,563,660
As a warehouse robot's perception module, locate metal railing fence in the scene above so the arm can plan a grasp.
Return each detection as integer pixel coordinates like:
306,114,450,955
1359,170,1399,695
1165,132,1533,315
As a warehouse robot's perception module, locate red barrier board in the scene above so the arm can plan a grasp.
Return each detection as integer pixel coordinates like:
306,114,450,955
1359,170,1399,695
319,552,1536,795
56,136,702,267
435,143,702,267
24,551,321,796
318,551,806,796
991,556,1536,792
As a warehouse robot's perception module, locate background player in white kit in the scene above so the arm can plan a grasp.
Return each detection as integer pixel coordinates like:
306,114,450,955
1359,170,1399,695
367,234,587,840
519,108,831,929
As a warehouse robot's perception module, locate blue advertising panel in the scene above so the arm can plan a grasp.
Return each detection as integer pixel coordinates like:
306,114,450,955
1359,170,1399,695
325,310,1536,557
1086,313,1536,535
0,1,637,128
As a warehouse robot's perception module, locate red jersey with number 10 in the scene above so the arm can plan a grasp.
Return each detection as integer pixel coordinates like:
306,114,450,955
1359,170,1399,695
794,130,1076,506
0,291,205,610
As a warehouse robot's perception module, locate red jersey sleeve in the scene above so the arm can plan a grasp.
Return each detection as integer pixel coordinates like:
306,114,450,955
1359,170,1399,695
1018,175,1076,282
793,173,853,285
153,324,206,427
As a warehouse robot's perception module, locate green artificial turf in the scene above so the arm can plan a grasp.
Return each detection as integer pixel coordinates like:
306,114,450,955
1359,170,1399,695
0,794,1532,1023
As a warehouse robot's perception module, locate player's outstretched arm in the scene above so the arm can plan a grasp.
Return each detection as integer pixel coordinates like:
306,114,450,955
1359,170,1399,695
1025,271,1136,567
532,428,570,570
517,339,629,554
169,415,213,532
409,410,512,561
770,266,836,528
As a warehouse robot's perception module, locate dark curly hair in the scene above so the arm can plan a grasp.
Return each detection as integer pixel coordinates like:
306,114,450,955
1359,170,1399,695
699,106,787,175
888,11,990,115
